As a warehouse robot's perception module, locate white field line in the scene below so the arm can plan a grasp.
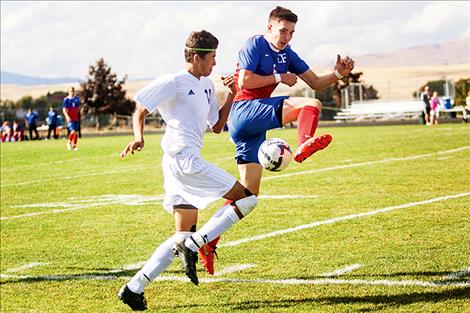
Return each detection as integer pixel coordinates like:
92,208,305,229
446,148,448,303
263,146,470,181
0,153,118,172
258,195,318,199
436,156,453,161
1,165,156,188
6,262,49,273
214,264,257,276
2,194,307,220
1,273,468,288
444,267,470,280
220,192,470,248
320,264,362,277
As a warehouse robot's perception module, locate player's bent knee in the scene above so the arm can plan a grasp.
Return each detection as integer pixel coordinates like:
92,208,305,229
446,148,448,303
234,195,257,217
306,98,322,110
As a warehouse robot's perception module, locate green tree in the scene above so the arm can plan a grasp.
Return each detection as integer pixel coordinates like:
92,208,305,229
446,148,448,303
454,78,470,106
80,58,135,129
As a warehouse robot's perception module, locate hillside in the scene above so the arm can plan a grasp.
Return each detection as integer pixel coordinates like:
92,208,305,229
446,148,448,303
2,38,469,102
353,37,470,67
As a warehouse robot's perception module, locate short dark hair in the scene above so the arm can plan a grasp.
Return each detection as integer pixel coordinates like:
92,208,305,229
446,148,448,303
184,30,219,62
269,6,298,23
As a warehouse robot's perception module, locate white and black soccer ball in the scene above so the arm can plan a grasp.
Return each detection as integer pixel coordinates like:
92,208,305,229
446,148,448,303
257,138,292,171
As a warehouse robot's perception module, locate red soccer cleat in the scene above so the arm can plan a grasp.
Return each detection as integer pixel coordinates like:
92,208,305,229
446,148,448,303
294,134,332,163
198,236,220,275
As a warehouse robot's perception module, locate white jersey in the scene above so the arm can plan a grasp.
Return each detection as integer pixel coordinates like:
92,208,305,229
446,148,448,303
134,70,236,212
134,70,220,156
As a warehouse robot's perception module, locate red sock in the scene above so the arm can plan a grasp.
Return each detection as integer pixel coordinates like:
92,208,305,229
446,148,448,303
68,133,73,143
72,132,78,145
297,105,320,146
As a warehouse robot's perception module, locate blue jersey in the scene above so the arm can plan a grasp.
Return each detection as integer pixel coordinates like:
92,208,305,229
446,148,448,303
62,96,80,121
233,35,309,101
26,112,38,125
47,110,58,125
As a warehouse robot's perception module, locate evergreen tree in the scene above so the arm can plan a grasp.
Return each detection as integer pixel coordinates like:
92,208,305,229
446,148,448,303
80,58,135,129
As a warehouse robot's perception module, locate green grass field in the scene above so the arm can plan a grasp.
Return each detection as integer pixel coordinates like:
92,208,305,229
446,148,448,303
1,123,469,312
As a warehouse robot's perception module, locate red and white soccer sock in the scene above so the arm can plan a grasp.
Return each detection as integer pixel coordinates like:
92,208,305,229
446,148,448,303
184,204,240,252
297,105,320,146
127,231,192,293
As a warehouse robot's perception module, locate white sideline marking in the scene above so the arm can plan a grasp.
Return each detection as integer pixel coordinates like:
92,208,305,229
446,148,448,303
436,156,453,160
2,194,309,220
0,153,118,172
220,192,470,247
263,146,470,181
1,273,468,288
214,264,257,276
1,165,156,188
320,264,362,277
6,262,49,273
258,195,318,199
444,267,470,280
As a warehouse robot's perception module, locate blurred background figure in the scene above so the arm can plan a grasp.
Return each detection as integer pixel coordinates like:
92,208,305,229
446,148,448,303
13,121,26,141
420,85,431,126
1,121,13,142
62,87,80,151
430,91,440,125
46,106,59,140
25,108,39,140
463,90,470,123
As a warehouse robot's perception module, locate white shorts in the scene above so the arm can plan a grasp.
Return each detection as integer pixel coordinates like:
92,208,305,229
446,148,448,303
162,149,236,213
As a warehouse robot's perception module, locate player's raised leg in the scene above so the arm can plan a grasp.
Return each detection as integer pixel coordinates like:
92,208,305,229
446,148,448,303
282,97,332,163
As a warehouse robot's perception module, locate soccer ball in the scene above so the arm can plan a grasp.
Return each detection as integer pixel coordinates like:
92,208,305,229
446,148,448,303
257,138,292,171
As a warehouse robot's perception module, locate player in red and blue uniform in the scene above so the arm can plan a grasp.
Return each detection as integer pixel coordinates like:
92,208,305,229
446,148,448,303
198,6,355,275
62,87,80,151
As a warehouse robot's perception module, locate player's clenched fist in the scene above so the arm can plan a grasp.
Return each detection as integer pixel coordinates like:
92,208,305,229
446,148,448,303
280,73,297,87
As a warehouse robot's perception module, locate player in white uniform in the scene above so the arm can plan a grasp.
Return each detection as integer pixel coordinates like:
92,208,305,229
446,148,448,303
117,30,258,311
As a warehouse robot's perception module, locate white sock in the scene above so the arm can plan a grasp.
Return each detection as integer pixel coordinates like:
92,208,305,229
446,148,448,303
127,231,192,293
184,204,240,252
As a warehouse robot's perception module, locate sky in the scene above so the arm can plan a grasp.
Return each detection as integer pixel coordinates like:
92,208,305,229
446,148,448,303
1,1,469,80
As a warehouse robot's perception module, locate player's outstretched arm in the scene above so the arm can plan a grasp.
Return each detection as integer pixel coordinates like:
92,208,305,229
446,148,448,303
238,69,297,89
212,76,237,134
120,105,149,158
299,54,355,91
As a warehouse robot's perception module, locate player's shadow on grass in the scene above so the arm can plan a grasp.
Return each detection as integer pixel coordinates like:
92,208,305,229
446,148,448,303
161,288,470,310
0,268,194,285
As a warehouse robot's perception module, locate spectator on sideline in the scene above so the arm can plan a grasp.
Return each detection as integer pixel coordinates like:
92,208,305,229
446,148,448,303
46,106,59,140
420,85,431,125
25,108,39,140
1,121,13,142
13,121,26,141
430,91,440,125
463,90,470,123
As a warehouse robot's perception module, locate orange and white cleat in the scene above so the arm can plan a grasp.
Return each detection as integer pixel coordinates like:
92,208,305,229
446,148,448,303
198,237,220,275
294,134,332,163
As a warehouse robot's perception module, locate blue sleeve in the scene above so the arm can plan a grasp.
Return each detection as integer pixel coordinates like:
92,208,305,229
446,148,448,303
287,48,309,74
238,37,262,72
62,98,67,108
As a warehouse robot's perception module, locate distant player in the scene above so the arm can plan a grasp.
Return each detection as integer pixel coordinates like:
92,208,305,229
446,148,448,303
62,87,80,151
117,30,258,311
198,6,355,275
